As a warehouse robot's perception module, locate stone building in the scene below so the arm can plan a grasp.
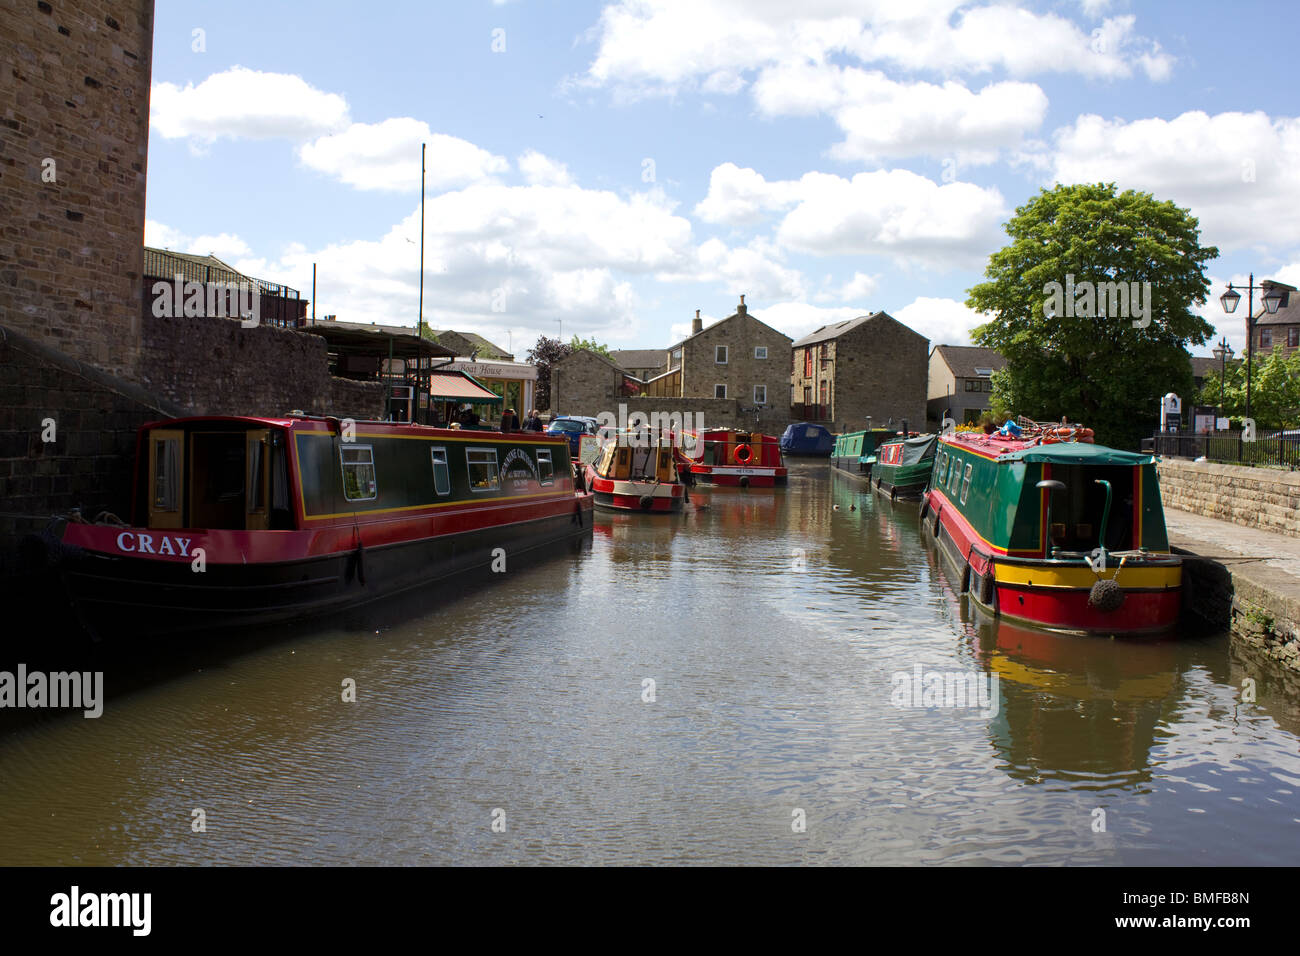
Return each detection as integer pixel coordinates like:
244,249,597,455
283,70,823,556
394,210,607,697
791,312,928,433
550,348,642,419
608,349,666,381
0,0,156,378
927,344,1007,426
1252,280,1300,357
643,297,792,433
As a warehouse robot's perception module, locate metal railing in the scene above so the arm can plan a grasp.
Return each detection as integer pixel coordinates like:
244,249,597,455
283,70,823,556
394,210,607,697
1152,430,1300,468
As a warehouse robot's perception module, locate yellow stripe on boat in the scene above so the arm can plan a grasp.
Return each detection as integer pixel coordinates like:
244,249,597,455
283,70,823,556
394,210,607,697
993,562,1182,590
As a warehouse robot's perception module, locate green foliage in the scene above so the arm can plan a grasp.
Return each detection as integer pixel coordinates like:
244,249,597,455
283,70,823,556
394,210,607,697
966,183,1218,449
526,335,573,411
569,335,611,357
1195,347,1300,430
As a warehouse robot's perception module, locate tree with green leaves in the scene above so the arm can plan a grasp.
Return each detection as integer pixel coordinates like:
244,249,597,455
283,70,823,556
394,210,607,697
526,335,572,411
1195,347,1300,430
966,183,1218,449
569,335,611,357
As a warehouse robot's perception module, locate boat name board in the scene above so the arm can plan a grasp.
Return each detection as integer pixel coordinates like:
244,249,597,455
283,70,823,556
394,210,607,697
115,532,194,557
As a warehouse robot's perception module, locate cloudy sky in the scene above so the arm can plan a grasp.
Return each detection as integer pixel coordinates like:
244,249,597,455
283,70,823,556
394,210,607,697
143,0,1300,358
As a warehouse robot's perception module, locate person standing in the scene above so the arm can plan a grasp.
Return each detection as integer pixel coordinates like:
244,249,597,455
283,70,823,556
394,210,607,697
500,408,521,432
523,409,544,432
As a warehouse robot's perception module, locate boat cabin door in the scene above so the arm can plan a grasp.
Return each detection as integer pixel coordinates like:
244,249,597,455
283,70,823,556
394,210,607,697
245,429,272,531
147,429,185,529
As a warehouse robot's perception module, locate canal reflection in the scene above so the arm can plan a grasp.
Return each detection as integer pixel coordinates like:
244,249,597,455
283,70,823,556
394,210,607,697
0,460,1296,865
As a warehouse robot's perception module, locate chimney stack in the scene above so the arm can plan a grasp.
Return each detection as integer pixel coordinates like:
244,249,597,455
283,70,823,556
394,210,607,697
737,294,747,315
692,309,702,335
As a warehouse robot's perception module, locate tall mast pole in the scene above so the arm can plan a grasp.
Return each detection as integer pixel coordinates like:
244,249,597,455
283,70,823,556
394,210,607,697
418,142,426,423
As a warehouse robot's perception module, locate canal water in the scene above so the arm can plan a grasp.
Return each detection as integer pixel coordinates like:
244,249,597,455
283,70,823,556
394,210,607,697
1,462,1297,865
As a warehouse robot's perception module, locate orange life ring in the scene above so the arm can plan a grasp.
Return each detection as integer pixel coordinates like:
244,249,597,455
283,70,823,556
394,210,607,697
733,443,753,464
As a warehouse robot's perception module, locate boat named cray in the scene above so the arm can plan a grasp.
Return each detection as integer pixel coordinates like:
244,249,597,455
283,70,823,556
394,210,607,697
922,423,1181,635
35,414,593,638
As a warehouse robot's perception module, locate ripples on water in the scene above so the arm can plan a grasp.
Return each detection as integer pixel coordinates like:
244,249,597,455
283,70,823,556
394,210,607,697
1,462,1297,865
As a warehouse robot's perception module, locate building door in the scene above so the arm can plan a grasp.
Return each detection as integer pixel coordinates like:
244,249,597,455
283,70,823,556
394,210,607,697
148,429,184,529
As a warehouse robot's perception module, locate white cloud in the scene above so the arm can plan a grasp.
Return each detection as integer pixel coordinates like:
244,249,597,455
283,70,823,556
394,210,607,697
752,63,1048,163
577,1,1173,100
144,221,252,262
517,149,574,186
891,296,985,347
1037,110,1300,250
299,119,509,191
693,162,801,226
823,271,878,304
150,67,349,143
661,237,806,301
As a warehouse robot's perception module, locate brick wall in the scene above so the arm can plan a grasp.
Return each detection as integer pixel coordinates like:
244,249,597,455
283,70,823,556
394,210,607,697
140,312,385,420
1158,458,1300,534
0,0,154,379
0,322,184,574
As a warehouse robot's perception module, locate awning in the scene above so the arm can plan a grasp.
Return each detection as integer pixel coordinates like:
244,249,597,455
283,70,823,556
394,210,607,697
427,370,502,405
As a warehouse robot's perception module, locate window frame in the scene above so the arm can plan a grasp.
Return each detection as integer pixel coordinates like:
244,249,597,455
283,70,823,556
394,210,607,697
536,448,554,486
753,384,767,404
715,345,728,364
340,444,378,502
714,384,727,399
754,346,768,360
430,446,451,496
960,463,972,504
465,447,500,493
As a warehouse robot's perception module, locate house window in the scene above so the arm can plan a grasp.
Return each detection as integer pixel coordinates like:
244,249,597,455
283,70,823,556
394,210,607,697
960,463,972,504
340,445,377,501
984,380,993,392
973,366,994,376
754,385,767,404
1290,328,1299,348
671,348,682,368
804,349,812,377
965,380,977,392
754,346,767,359
466,448,500,492
536,449,554,486
1260,328,1273,348
430,447,451,496
714,384,727,399
715,345,728,364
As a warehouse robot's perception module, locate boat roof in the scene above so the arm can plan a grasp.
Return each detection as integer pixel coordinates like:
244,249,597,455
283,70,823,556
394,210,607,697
135,414,567,441
940,431,1155,465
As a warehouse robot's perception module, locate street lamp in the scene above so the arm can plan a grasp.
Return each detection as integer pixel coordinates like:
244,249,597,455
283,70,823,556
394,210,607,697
1221,273,1284,423
1211,336,1233,428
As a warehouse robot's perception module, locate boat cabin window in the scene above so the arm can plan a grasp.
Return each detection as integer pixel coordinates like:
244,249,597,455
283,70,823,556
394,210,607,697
949,457,961,494
247,436,267,516
537,449,554,486
430,447,451,496
960,463,972,504
467,448,500,492
340,445,378,501
153,435,180,514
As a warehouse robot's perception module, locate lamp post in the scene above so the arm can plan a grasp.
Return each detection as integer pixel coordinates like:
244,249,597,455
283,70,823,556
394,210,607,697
1220,274,1284,423
1211,336,1233,428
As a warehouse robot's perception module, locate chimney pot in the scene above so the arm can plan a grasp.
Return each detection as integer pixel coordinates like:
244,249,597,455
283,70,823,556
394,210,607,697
691,310,703,335
738,294,747,314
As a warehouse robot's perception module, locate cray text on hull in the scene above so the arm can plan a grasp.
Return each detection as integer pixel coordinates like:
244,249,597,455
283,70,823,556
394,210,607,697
921,424,1180,636
586,430,687,514
683,428,787,488
830,428,898,481
45,415,593,637
872,433,937,499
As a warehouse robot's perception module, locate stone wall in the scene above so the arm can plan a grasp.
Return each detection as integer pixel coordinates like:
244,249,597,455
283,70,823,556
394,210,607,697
1157,458,1300,535
679,304,791,434
0,322,184,573
140,312,385,420
0,0,155,379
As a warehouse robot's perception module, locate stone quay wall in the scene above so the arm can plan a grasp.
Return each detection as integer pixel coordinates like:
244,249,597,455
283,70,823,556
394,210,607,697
1157,458,1300,535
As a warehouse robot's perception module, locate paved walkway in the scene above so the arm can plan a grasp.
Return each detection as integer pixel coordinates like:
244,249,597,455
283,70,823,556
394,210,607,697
1164,507,1300,586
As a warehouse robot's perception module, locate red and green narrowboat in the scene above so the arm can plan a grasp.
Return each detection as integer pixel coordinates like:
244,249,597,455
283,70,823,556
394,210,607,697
681,428,787,488
41,414,593,637
872,434,937,499
921,426,1180,635
586,431,686,513
830,428,899,480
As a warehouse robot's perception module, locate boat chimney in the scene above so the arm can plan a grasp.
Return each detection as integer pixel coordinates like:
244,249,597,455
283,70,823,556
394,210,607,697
737,294,747,316
692,309,702,335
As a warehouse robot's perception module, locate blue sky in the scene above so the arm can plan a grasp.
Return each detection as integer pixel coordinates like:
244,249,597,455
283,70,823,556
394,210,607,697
143,0,1300,359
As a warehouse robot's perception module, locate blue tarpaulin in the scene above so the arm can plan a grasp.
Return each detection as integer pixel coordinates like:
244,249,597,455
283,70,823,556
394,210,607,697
781,422,834,456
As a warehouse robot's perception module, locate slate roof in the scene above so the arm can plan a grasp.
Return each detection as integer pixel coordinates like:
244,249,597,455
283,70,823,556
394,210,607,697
792,311,925,348
931,344,1007,378
609,349,667,371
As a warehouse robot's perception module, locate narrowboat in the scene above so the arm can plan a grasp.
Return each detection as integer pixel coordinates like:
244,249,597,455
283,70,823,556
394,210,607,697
872,434,937,499
682,428,787,488
779,422,834,457
38,414,593,637
830,428,898,479
921,424,1181,636
585,431,687,513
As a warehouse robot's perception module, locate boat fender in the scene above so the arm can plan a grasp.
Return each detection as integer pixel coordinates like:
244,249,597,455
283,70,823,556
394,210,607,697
919,498,931,521
932,506,942,539
350,542,366,586
639,495,654,511
979,564,996,606
960,564,971,594
739,476,750,488
1088,578,1125,612
573,499,584,527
